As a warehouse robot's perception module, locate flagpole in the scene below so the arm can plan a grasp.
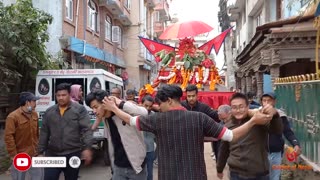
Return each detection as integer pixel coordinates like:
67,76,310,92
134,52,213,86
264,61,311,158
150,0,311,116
316,28,319,79
315,16,320,79
315,2,320,79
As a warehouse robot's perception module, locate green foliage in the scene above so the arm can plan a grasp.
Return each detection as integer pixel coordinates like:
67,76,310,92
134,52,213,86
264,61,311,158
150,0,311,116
181,51,206,70
0,0,54,92
0,149,11,174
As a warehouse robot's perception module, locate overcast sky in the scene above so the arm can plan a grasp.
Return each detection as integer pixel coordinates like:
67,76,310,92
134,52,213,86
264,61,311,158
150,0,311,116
170,0,225,69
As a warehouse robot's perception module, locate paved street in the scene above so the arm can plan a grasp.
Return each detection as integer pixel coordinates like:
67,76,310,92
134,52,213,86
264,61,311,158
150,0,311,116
0,142,229,180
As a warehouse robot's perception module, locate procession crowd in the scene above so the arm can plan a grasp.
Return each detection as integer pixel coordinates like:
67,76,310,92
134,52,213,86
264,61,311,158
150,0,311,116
4,83,301,180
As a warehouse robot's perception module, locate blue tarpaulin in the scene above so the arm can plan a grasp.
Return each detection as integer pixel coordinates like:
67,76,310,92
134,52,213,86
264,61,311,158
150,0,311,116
67,36,126,68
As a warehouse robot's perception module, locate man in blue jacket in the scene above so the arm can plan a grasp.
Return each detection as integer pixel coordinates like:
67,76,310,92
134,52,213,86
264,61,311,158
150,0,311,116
261,92,301,180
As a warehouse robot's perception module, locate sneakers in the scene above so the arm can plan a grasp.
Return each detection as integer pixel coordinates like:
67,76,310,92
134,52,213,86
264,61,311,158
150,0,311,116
154,159,158,166
212,155,216,160
210,153,214,157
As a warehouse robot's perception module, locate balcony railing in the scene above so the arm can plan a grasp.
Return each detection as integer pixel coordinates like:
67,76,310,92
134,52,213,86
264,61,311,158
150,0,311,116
154,1,169,16
99,0,122,15
117,13,132,26
154,22,164,32
146,0,156,8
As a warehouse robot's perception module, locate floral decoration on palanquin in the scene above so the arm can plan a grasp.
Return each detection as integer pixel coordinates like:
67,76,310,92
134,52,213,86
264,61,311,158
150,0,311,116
153,37,222,90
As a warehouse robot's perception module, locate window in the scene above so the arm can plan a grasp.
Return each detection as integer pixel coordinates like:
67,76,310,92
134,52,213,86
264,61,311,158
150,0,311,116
118,27,122,48
154,11,160,22
243,7,246,23
124,0,131,9
105,15,112,40
88,0,98,31
66,0,73,20
256,14,261,26
112,26,120,43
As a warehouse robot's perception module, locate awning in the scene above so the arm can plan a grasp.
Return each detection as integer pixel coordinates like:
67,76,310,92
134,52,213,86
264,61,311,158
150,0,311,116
60,36,126,68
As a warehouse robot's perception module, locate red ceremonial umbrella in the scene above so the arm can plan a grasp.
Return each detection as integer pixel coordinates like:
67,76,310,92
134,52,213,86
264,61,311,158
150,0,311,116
159,20,213,40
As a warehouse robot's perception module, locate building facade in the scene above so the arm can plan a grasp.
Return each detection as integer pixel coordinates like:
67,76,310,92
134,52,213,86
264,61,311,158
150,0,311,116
124,0,171,90
218,0,236,89
220,0,316,98
61,0,131,74
2,0,172,91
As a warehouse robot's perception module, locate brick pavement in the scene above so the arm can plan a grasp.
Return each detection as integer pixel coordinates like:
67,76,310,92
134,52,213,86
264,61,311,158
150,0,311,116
152,142,229,180
203,143,229,180
0,138,229,180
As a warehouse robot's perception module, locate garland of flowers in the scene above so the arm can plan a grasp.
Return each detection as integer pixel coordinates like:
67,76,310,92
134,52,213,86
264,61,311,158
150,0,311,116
140,37,222,95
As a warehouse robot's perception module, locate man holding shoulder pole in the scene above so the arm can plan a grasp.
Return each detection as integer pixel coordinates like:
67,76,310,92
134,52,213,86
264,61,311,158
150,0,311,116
102,84,278,180
85,90,148,180
217,93,283,180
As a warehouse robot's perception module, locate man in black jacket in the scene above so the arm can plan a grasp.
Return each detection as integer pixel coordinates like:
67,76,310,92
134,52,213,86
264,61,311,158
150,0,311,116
181,85,221,160
261,92,301,180
181,85,220,122
38,83,93,180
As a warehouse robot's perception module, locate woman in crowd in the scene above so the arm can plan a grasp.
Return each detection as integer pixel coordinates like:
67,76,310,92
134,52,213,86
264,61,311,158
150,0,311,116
70,84,83,104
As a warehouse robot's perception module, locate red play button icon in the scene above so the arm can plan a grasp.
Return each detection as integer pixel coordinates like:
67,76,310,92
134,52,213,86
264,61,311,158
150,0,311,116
13,153,32,171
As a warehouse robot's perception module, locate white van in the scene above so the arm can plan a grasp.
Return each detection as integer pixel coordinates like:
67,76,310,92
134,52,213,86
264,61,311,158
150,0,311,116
35,69,123,164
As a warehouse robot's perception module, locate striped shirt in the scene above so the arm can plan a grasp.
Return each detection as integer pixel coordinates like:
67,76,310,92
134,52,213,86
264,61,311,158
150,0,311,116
130,107,230,180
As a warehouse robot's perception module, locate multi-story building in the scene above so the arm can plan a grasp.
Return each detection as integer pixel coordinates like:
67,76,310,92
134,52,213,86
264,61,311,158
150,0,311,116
220,0,316,97
2,0,172,91
3,0,131,75
153,0,171,40
219,1,320,173
124,0,171,90
218,0,235,89
60,0,132,74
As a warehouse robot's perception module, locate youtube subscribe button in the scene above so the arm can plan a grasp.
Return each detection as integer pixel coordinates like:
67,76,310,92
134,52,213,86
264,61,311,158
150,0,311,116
13,153,32,171
32,157,66,168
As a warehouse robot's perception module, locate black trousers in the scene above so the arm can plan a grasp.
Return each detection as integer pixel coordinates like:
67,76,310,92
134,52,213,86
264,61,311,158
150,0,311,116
44,151,81,180
211,140,221,161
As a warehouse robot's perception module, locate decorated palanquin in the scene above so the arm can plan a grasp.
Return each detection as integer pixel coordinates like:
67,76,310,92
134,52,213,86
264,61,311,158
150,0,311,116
138,27,234,108
152,37,222,91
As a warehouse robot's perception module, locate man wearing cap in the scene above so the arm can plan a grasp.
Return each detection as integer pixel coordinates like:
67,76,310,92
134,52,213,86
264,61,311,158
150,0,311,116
5,92,43,180
247,91,261,109
261,92,301,180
